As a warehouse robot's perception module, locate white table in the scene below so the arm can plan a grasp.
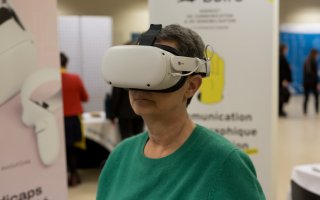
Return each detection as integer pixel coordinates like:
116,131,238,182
82,112,121,152
289,163,320,200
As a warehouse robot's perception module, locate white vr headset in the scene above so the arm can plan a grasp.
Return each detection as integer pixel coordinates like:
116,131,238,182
102,24,210,92
0,1,37,105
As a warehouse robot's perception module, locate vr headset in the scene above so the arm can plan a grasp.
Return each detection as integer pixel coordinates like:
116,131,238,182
0,1,37,105
102,24,210,92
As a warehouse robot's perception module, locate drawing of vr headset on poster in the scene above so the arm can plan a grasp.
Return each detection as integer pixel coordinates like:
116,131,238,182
0,0,61,167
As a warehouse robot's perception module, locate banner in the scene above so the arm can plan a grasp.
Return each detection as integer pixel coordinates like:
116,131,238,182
280,24,320,94
149,0,277,198
0,0,67,199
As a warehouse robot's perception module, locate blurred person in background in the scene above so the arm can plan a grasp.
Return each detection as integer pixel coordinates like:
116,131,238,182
105,86,144,140
303,48,319,115
60,52,89,187
279,44,292,117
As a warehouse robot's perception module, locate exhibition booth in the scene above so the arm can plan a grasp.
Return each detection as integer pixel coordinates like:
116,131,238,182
1,0,277,198
1,0,320,199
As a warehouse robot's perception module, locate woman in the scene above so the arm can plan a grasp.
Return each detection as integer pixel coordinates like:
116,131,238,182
96,24,265,200
303,48,319,115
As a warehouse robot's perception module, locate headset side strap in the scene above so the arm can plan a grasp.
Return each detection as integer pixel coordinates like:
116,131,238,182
171,56,208,74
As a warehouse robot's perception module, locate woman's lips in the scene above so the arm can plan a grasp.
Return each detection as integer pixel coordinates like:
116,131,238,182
130,91,153,103
133,96,153,104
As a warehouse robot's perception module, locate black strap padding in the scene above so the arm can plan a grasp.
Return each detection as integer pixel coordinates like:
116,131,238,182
156,76,187,93
153,44,182,56
138,24,162,46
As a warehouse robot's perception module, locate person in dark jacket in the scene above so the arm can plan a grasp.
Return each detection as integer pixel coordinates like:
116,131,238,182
105,87,144,140
303,48,319,115
279,44,292,117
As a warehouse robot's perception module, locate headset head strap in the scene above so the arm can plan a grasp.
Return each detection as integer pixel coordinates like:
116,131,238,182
138,24,162,46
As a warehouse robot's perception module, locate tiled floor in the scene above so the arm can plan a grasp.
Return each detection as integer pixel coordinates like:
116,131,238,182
276,95,320,200
68,95,320,200
68,168,100,200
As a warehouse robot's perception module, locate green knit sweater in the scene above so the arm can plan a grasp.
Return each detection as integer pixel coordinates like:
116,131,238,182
96,124,265,200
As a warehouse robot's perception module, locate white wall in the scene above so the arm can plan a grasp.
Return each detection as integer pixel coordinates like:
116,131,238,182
280,0,320,24
59,16,113,112
58,0,320,43
57,0,149,45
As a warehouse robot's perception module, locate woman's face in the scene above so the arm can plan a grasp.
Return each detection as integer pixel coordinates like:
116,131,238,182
128,40,201,118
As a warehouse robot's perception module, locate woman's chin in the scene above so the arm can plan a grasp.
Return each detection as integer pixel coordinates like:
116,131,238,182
132,107,151,116
131,104,150,115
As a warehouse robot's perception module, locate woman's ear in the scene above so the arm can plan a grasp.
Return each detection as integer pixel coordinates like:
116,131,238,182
185,75,202,98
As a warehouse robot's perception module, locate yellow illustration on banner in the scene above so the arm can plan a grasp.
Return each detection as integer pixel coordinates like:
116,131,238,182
243,148,259,155
198,50,225,104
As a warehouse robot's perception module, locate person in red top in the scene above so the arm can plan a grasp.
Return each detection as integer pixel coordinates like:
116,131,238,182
60,52,89,187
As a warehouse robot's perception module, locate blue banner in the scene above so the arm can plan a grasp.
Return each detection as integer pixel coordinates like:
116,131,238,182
280,32,320,94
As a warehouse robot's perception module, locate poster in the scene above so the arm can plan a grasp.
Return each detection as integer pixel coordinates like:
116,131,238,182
0,0,67,199
149,0,277,198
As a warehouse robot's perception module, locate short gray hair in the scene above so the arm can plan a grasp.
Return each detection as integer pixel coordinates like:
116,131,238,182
156,24,205,106
156,24,205,59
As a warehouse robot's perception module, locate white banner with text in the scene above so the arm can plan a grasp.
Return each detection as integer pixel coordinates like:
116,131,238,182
149,0,278,198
